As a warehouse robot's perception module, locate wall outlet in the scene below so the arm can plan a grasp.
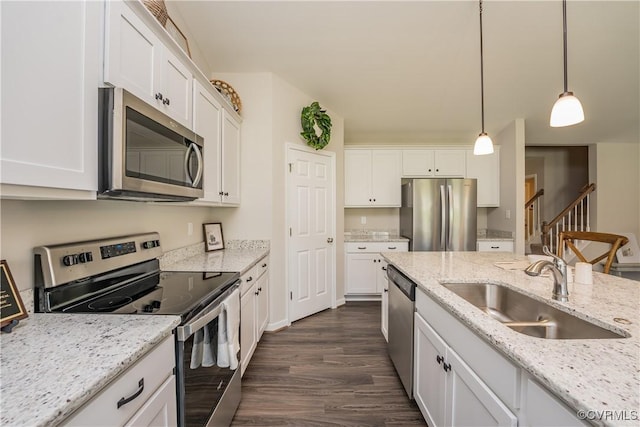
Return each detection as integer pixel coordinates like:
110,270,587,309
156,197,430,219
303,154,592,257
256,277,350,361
360,216,367,225
187,222,193,236
505,210,511,219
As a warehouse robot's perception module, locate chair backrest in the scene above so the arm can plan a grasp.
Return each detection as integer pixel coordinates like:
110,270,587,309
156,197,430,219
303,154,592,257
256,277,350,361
558,231,629,274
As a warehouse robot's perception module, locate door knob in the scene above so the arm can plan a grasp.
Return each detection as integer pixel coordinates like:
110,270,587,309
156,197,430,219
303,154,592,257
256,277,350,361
327,237,334,243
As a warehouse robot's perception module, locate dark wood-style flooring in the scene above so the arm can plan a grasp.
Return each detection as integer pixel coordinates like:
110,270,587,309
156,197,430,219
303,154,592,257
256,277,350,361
231,302,426,426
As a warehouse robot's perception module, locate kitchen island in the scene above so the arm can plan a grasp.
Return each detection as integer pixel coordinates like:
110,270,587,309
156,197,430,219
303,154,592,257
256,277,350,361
382,251,639,426
0,314,180,427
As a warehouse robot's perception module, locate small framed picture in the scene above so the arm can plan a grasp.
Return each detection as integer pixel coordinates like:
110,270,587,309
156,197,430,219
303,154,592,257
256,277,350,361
203,223,225,252
1,260,28,329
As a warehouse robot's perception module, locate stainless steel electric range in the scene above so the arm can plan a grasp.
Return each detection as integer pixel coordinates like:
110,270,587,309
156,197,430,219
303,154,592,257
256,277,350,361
34,233,241,427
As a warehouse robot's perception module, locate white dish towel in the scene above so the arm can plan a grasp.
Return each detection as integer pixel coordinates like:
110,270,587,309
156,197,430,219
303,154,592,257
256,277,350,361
217,288,240,370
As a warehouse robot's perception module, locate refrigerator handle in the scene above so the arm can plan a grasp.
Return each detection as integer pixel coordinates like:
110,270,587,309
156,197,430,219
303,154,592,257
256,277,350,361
448,184,454,249
440,185,446,249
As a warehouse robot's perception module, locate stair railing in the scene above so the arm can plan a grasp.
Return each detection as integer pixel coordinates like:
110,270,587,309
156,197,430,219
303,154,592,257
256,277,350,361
524,188,544,243
541,183,596,254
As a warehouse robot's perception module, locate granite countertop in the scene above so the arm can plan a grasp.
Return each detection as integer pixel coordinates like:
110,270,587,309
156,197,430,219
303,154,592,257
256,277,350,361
477,229,514,241
382,251,639,426
344,232,409,243
162,247,269,274
0,314,180,427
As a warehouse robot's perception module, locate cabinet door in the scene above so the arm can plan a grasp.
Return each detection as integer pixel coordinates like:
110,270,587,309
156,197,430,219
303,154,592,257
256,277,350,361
414,313,448,427
193,81,222,203
124,375,177,427
380,264,389,341
434,150,466,177
344,150,372,206
446,348,517,427
256,273,269,339
221,110,241,205
1,1,100,196
466,148,500,207
161,48,192,128
402,149,435,177
104,1,161,105
521,376,587,427
371,150,401,206
345,253,378,294
376,260,388,294
240,286,257,376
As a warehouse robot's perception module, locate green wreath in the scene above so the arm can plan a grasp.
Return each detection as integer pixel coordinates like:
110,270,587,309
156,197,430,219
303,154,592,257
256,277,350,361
300,101,332,150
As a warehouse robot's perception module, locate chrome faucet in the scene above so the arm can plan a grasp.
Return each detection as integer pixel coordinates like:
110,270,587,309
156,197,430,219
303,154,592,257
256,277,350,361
524,246,569,302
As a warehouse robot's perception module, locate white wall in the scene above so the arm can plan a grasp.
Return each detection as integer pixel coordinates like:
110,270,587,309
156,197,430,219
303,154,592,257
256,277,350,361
488,119,526,254
213,72,345,329
592,142,640,238
0,200,219,292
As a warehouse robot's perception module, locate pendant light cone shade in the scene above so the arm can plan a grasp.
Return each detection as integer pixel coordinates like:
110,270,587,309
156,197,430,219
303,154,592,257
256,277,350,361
549,0,584,127
550,91,584,127
474,0,493,155
474,133,494,155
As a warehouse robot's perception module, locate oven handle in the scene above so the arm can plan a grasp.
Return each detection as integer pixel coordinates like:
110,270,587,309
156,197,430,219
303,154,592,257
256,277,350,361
175,280,239,342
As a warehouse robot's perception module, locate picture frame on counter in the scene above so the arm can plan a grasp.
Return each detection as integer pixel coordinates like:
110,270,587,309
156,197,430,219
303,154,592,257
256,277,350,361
204,223,225,252
1,260,28,332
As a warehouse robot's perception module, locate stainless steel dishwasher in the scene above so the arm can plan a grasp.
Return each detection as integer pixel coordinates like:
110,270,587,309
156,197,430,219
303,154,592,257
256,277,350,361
387,264,416,399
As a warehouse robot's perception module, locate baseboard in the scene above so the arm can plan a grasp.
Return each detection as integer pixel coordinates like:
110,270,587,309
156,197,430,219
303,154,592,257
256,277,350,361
345,294,382,302
335,298,346,307
266,318,290,332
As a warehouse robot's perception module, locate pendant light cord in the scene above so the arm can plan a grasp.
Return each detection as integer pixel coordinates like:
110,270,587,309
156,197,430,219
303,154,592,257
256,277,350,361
479,0,486,134
562,0,568,93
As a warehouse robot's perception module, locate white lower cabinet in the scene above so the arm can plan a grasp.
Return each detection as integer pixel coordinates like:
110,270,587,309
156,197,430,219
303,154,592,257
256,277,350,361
477,240,514,252
345,242,408,296
414,286,588,427
414,313,517,427
519,375,588,427
380,261,389,341
240,256,269,376
63,336,176,426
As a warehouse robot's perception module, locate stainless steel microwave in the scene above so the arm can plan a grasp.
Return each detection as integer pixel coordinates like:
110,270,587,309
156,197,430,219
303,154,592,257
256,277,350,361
98,88,204,201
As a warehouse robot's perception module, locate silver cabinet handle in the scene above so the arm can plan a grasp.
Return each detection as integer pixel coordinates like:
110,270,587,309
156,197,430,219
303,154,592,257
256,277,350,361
388,246,397,250
357,246,367,250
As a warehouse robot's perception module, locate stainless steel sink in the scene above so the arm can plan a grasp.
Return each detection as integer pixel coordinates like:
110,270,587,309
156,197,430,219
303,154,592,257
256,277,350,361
442,282,626,339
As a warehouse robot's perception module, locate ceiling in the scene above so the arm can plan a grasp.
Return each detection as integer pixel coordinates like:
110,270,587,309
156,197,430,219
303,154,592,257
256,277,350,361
171,1,639,145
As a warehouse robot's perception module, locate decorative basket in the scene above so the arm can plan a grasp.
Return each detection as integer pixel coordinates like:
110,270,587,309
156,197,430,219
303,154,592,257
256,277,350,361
142,0,169,26
210,79,242,114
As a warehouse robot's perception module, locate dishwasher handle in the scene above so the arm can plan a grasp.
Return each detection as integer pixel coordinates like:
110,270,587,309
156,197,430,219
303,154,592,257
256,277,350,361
387,264,416,301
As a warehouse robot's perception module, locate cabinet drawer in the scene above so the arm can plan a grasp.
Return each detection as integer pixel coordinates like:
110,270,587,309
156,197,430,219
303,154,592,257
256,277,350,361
477,241,514,252
240,265,258,297
256,256,269,279
64,336,175,426
345,242,408,253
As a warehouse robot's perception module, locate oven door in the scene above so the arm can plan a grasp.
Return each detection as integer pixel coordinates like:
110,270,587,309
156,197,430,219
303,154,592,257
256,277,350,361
175,283,241,427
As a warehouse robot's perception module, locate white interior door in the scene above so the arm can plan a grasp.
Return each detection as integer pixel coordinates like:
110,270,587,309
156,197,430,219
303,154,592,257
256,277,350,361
287,145,335,323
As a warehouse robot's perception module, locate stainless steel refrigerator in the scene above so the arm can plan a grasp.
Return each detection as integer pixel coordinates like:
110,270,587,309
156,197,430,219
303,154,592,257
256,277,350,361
400,178,477,251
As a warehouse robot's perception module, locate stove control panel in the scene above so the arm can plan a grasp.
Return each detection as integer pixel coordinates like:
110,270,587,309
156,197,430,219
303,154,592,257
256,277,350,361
100,241,136,259
34,232,163,289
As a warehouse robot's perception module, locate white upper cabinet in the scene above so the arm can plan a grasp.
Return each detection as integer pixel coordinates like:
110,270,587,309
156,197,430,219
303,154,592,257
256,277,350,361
402,149,465,177
221,110,241,205
104,1,192,128
0,1,101,199
466,147,500,207
345,149,401,207
193,81,222,203
192,83,241,206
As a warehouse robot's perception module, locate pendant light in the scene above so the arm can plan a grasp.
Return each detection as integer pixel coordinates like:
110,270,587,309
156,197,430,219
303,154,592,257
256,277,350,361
474,0,494,155
549,0,584,127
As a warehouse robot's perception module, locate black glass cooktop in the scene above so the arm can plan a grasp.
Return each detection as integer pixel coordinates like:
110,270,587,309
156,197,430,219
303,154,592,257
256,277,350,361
59,270,239,322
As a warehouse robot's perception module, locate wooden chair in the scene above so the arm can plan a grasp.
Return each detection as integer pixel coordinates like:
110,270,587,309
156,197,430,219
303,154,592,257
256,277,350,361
557,231,629,274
